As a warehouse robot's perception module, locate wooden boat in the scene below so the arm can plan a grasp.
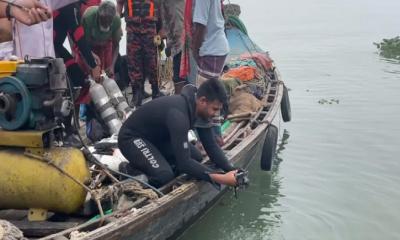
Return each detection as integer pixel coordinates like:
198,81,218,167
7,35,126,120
0,7,291,240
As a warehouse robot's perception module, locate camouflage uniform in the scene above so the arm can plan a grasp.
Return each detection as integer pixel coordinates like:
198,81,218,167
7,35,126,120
122,0,161,106
126,21,158,102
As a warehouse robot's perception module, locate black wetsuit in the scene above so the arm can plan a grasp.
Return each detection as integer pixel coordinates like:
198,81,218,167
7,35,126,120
118,85,235,187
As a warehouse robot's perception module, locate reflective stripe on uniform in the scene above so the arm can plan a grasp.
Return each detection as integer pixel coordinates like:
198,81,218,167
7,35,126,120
128,0,133,17
149,1,154,17
126,0,154,19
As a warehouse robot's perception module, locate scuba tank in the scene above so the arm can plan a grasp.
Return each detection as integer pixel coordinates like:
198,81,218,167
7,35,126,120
102,75,131,119
89,79,122,135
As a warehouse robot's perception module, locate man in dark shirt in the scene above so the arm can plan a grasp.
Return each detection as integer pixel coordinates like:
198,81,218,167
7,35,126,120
118,79,238,187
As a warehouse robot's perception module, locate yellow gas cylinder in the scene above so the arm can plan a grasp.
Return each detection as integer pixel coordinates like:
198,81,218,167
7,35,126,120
0,147,90,214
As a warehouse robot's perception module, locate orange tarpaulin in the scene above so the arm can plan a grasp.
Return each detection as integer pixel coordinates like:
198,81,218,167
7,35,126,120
223,66,257,81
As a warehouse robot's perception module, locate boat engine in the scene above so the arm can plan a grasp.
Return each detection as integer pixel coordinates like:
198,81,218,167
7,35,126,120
0,58,71,131
0,59,90,217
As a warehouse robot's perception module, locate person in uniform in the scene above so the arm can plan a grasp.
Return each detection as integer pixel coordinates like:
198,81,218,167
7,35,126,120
117,0,163,107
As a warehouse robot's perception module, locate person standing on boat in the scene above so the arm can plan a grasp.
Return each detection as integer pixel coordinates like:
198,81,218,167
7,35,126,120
0,19,13,60
78,1,121,79
191,0,229,86
0,0,51,26
116,0,163,107
118,80,238,188
1,0,52,59
52,1,102,144
161,0,188,94
12,0,78,58
53,2,102,86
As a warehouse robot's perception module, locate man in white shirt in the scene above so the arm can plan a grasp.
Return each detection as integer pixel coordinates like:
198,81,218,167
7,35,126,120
191,0,229,86
0,0,50,25
0,0,51,59
13,0,79,58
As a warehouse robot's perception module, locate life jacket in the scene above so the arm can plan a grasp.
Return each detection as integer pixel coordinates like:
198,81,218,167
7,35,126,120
124,0,158,22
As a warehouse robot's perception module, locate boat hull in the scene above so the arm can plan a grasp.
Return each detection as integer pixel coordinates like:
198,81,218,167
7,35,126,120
77,126,267,240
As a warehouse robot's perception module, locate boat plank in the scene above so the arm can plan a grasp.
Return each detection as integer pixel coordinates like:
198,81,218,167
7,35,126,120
10,220,79,237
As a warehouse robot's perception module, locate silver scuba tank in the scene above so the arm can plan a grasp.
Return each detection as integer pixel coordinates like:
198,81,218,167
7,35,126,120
102,75,131,120
89,80,122,135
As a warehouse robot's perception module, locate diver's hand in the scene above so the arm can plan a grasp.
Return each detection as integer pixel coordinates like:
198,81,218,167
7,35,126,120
209,170,238,187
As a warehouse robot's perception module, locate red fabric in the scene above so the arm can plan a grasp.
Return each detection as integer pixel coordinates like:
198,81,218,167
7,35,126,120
240,52,274,71
73,26,84,42
179,0,193,79
92,42,113,70
65,58,75,67
74,41,113,104
53,10,60,19
76,41,112,74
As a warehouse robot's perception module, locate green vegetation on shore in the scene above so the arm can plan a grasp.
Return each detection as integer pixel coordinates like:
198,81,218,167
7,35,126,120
374,37,400,60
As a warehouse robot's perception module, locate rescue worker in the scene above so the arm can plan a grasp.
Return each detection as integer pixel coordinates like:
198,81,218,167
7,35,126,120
79,1,121,78
117,0,163,107
118,79,239,188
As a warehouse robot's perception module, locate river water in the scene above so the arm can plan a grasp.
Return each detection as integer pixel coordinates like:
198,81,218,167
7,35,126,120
178,0,400,239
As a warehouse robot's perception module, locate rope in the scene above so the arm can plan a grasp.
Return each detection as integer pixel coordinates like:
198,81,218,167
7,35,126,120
24,152,93,193
70,230,88,240
122,180,158,200
154,35,162,88
0,220,27,240
160,56,174,89
157,44,161,88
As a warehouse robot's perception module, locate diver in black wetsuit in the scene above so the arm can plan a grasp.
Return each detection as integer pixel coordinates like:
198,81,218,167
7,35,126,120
118,79,239,187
